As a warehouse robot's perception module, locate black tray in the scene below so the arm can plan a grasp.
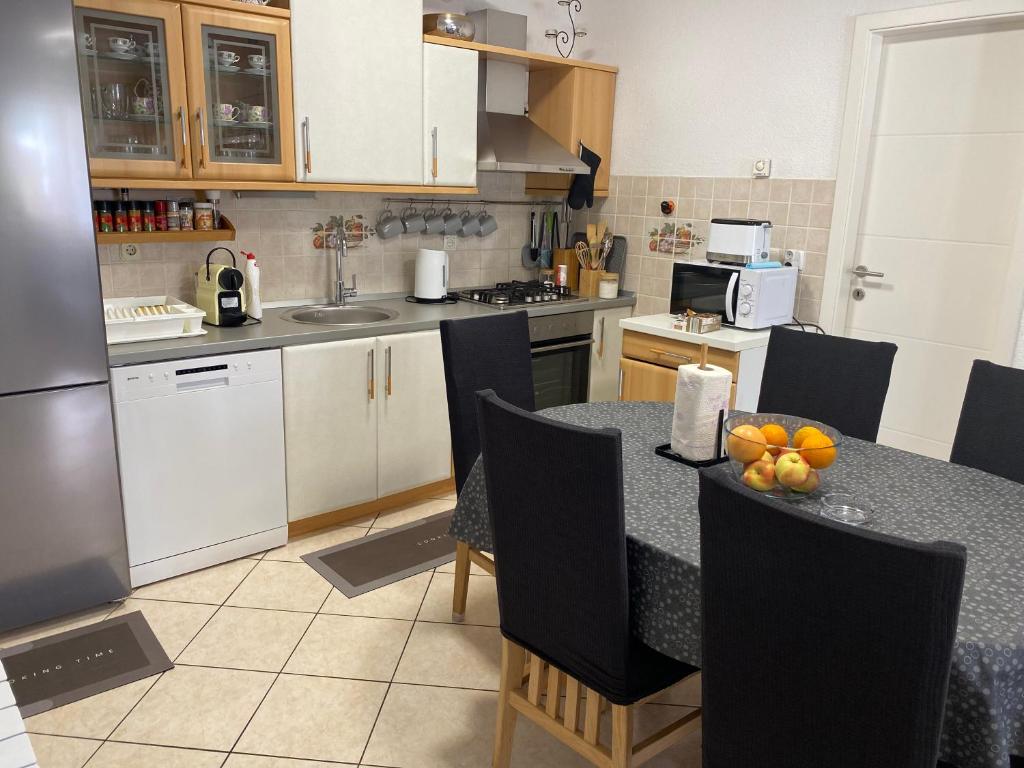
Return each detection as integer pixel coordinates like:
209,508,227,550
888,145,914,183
655,408,728,469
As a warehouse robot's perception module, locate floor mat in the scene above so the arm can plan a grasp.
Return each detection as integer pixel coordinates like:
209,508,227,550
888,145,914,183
0,610,172,717
303,510,456,597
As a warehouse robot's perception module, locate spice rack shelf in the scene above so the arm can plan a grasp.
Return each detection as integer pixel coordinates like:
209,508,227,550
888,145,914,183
96,215,236,244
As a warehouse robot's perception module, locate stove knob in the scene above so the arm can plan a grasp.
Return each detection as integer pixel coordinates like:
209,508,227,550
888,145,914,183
739,302,752,316
740,284,753,297
525,295,533,303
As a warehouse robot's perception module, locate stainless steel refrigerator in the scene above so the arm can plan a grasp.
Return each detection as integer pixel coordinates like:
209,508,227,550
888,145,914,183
0,0,131,633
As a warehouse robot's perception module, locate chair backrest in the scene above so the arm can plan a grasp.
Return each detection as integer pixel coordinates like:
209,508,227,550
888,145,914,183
698,469,966,768
439,312,535,494
757,326,897,441
475,389,633,697
950,359,1024,484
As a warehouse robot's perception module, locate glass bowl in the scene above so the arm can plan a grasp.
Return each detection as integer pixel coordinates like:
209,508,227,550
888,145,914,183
723,413,843,499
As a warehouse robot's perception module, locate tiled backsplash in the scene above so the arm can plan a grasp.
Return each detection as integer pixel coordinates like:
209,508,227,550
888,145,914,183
573,176,836,321
97,172,834,323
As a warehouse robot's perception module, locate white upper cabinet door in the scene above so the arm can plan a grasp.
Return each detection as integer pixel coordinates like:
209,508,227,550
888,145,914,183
376,331,452,497
423,43,478,187
291,0,423,184
283,339,378,521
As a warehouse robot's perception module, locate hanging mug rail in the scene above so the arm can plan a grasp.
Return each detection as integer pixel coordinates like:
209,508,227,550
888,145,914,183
381,197,565,207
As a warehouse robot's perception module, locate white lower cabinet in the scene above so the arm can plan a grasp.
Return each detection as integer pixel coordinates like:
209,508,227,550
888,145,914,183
589,305,633,401
283,330,451,522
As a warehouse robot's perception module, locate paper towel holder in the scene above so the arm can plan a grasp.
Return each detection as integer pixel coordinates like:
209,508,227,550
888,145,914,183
655,408,729,469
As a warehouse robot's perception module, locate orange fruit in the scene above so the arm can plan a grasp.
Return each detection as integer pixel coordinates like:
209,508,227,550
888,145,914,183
726,424,768,464
792,426,823,449
759,423,789,455
800,432,836,469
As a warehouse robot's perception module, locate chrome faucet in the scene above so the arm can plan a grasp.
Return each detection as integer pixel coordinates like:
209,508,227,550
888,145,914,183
335,220,357,305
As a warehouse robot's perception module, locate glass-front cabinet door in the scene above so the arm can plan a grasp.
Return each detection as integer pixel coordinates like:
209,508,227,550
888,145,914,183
73,0,192,180
182,7,294,181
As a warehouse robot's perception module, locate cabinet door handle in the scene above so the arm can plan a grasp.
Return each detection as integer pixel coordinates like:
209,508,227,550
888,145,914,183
195,108,207,168
303,116,312,175
598,316,606,358
385,346,392,397
431,126,438,181
367,348,375,401
650,347,692,363
177,106,188,167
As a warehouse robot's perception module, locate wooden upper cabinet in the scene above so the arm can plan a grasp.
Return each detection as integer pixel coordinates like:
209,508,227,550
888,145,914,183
526,67,616,195
291,0,423,185
180,5,295,181
73,0,193,179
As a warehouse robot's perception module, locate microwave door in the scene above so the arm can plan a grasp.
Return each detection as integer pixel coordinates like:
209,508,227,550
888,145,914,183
670,264,737,319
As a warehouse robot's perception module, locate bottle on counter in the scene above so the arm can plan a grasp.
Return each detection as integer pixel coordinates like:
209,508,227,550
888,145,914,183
96,201,113,233
243,250,262,320
128,199,142,232
142,201,156,232
178,200,194,231
113,201,128,233
154,200,168,231
166,200,180,231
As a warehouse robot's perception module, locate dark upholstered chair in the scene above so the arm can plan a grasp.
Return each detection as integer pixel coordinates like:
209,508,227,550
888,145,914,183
950,359,1024,484
477,390,701,768
698,468,966,768
757,325,897,442
439,312,535,620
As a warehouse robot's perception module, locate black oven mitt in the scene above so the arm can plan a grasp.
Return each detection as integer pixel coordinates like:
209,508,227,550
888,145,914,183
567,143,602,210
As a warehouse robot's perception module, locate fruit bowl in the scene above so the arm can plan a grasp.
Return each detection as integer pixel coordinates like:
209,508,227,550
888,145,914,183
723,413,843,498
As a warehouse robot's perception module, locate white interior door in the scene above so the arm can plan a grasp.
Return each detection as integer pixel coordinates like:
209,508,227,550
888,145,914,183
377,331,452,497
423,43,478,186
290,0,423,184
843,20,1024,459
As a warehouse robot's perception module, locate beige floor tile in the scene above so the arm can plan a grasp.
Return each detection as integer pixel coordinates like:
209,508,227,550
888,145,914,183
131,558,257,605
262,525,367,563
224,756,352,767
27,734,101,768
284,614,412,681
418,572,498,627
107,599,217,660
87,741,226,767
111,665,274,751
394,622,501,690
177,607,314,672
371,499,454,530
319,572,431,621
435,553,493,576
0,605,115,650
225,561,332,613
431,491,457,501
25,677,156,739
235,674,387,763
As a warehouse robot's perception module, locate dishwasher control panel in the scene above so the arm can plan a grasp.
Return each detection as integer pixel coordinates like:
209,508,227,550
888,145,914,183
111,349,282,403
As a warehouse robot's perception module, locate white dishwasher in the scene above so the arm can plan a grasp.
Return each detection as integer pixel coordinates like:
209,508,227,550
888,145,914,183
111,349,288,587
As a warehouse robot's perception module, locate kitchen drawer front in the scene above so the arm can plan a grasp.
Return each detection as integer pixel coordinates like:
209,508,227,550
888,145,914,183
619,357,736,407
622,331,739,376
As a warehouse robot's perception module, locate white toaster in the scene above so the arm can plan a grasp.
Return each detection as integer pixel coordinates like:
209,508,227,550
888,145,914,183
707,218,773,266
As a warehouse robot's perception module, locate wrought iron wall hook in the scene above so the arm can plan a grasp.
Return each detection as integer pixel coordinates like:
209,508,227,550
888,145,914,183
545,0,586,59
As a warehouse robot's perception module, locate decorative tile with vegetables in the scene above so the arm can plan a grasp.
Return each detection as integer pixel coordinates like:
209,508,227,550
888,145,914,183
649,221,704,256
312,214,373,250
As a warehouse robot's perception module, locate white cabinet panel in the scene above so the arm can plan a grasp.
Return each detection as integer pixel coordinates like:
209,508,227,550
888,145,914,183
283,339,378,521
423,43,478,186
291,0,423,184
589,306,632,402
377,331,452,496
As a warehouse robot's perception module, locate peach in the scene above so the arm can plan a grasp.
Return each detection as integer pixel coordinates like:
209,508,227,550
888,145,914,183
727,424,768,464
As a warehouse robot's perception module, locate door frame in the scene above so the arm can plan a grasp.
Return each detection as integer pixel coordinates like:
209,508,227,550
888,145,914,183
821,0,1024,334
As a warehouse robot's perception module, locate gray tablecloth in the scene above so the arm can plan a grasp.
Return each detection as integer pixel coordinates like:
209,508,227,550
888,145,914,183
449,401,1024,768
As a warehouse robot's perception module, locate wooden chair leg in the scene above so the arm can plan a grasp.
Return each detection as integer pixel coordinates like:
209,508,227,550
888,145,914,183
493,638,525,768
452,540,471,621
611,704,634,768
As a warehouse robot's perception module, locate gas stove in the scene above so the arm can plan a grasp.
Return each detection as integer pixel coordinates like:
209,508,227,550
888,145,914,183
457,281,585,308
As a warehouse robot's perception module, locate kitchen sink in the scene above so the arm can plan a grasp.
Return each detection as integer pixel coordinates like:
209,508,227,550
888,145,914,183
281,305,399,326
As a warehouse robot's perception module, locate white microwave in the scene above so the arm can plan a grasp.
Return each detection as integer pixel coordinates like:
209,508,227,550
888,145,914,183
670,262,799,330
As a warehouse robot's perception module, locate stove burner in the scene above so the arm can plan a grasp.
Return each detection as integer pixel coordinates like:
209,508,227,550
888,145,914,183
458,280,577,308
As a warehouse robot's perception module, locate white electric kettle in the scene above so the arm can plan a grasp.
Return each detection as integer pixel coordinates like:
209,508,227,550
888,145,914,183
413,248,449,303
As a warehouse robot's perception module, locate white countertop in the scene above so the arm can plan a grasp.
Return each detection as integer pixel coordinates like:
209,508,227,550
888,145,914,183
620,314,771,352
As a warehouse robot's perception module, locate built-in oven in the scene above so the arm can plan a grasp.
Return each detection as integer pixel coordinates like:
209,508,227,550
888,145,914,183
528,310,594,409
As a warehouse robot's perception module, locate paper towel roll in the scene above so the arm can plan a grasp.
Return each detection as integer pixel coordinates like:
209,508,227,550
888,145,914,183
671,363,733,461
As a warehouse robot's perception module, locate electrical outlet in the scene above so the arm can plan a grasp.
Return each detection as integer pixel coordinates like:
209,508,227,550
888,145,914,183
443,235,458,250
119,243,139,261
752,158,772,178
785,249,806,270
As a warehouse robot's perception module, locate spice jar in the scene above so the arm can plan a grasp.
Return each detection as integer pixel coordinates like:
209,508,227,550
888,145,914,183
598,273,619,299
128,200,142,232
92,201,100,232
96,201,113,233
178,200,194,231
194,202,215,231
154,200,168,231
142,202,155,232
166,200,180,231
113,201,128,233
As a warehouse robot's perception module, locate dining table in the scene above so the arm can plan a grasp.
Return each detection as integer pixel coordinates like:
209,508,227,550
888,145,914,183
448,400,1024,768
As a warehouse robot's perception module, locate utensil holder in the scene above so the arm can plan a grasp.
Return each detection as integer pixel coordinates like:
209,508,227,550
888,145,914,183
552,248,580,292
578,268,605,298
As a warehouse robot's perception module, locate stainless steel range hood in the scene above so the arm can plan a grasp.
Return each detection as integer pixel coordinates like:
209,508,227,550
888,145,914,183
469,10,589,175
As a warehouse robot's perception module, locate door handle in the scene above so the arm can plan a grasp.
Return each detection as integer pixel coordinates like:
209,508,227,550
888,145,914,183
303,116,312,175
367,348,375,401
650,347,692,363
195,108,206,168
431,126,438,181
531,338,596,354
177,106,188,167
385,346,392,397
851,265,885,279
597,316,606,358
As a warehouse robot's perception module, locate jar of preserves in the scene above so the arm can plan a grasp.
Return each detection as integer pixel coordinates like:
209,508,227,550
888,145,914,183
194,202,215,231
178,200,194,231
154,200,168,231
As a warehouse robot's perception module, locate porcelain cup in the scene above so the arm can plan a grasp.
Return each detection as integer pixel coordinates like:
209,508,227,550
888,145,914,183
246,105,268,123
377,209,403,239
423,207,446,235
247,54,266,69
442,208,462,235
476,210,498,237
108,37,135,54
217,50,239,66
217,103,240,122
458,209,481,237
401,206,427,234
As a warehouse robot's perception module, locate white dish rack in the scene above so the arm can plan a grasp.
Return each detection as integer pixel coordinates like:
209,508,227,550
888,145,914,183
104,295,207,345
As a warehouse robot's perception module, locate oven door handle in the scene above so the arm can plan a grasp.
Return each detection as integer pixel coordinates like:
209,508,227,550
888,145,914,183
724,271,739,324
532,338,596,354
